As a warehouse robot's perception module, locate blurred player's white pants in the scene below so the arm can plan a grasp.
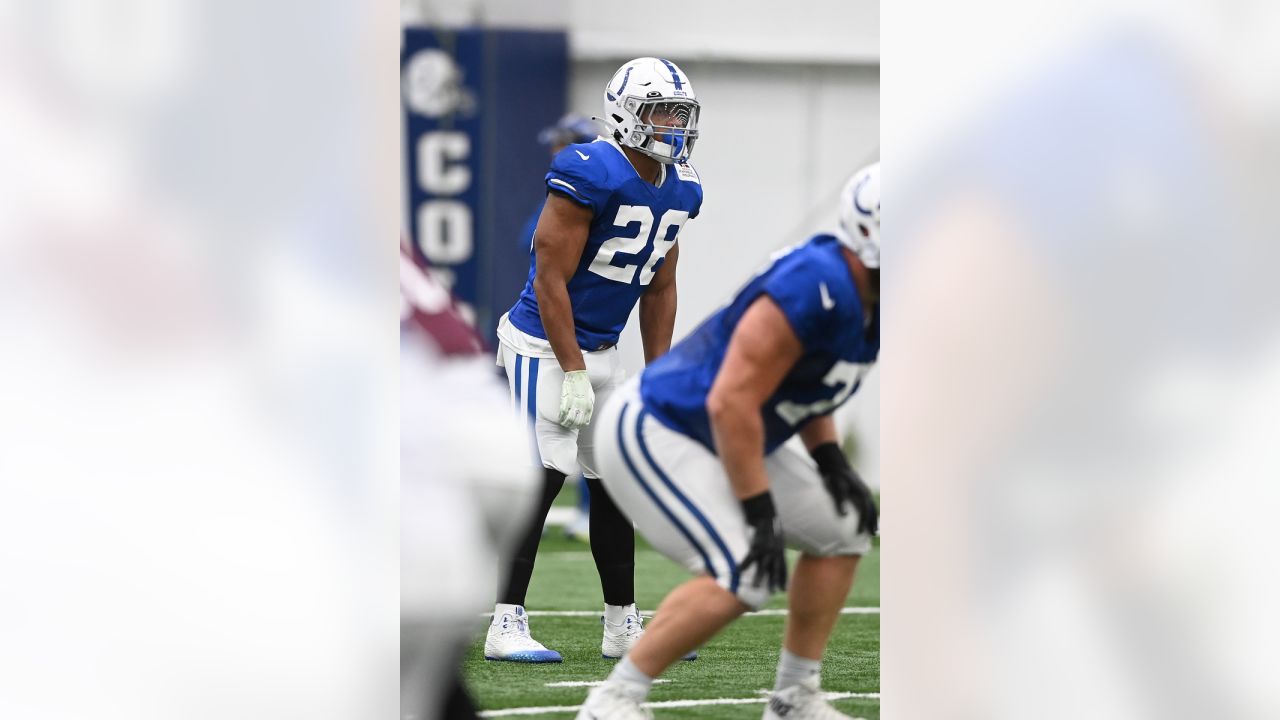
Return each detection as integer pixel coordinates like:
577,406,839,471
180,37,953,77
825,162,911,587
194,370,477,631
595,377,873,610
496,313,627,478
401,341,538,718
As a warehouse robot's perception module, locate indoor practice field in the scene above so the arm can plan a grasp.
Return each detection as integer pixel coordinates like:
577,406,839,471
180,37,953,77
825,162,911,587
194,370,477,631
461,491,881,719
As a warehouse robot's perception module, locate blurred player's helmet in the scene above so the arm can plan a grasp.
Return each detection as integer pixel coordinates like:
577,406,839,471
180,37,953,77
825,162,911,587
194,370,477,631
538,114,604,148
836,162,881,268
599,58,700,165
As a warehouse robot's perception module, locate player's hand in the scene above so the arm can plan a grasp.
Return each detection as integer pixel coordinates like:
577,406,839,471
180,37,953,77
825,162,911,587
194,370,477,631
738,492,787,594
811,442,879,535
558,370,595,429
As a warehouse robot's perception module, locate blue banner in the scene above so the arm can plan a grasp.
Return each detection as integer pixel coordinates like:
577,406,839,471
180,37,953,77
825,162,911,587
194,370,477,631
401,28,569,343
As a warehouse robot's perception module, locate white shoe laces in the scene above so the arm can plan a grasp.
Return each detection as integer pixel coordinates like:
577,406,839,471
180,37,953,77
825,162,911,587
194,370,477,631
497,612,531,638
605,613,644,638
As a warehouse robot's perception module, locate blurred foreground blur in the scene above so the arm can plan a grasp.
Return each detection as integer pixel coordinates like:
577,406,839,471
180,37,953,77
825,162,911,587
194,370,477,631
399,248,538,719
885,1,1280,717
0,1,397,718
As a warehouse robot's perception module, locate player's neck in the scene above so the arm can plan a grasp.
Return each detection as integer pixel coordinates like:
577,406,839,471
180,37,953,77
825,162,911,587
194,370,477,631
621,146,662,185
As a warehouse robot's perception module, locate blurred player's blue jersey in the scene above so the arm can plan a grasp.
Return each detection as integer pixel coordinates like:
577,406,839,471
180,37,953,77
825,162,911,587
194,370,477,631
641,235,879,454
506,138,703,350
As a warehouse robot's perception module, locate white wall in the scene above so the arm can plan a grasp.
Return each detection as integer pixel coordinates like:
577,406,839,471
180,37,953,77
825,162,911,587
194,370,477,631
405,0,879,63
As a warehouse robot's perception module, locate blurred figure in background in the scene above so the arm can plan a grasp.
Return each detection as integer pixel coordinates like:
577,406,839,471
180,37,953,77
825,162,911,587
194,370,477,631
518,114,607,545
538,113,607,164
578,165,881,720
488,57,704,664
887,8,1280,716
401,243,539,719
0,2,397,719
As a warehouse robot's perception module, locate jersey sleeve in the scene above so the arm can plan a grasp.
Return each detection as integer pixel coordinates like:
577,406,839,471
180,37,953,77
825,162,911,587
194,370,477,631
545,146,612,215
759,258,837,350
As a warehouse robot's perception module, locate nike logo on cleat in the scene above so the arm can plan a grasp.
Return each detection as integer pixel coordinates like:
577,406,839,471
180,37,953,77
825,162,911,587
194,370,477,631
575,150,590,160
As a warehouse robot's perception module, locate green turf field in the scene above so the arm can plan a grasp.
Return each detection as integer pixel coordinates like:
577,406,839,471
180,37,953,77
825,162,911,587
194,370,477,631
461,506,881,719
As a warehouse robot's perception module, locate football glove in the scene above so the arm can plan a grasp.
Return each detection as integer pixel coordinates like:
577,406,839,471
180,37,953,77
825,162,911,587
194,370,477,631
558,370,594,429
811,442,879,535
738,491,787,594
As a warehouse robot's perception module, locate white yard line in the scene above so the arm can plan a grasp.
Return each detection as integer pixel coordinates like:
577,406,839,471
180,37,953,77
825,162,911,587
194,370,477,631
478,692,879,717
544,679,671,688
481,607,879,618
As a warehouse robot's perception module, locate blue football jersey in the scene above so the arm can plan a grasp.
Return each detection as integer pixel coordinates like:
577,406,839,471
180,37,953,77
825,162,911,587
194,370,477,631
506,138,704,350
641,234,879,454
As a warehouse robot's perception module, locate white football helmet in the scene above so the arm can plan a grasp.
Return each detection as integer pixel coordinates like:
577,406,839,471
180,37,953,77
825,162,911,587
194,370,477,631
836,162,881,268
599,57,700,165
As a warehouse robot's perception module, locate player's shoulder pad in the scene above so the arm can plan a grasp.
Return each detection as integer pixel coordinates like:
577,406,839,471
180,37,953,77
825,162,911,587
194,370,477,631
802,235,860,307
758,239,848,345
769,236,842,287
549,141,613,184
792,233,842,268
546,141,616,211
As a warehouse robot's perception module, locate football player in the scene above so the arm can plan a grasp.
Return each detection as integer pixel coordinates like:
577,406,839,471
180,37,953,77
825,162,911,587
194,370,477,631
487,58,705,663
577,164,881,719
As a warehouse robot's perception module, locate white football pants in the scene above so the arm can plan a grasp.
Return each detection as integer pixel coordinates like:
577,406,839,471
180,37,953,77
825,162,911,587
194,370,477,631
594,377,873,610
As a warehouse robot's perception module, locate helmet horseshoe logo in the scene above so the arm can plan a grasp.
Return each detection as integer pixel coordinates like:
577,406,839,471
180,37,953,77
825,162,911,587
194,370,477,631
852,175,876,217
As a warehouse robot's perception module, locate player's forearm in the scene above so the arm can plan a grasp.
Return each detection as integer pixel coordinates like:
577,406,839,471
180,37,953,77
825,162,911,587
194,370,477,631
798,414,839,452
533,275,586,372
707,394,770,500
639,285,677,364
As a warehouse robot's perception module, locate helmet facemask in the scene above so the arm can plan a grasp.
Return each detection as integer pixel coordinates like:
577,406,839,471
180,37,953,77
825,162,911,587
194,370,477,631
620,98,700,164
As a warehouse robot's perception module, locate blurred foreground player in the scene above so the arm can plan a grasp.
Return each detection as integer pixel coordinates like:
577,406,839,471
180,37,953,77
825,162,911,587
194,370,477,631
578,165,882,719
400,245,539,719
488,58,704,662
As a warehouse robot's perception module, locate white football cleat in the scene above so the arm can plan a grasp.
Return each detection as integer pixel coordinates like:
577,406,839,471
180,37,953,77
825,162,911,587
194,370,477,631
484,605,563,663
575,684,652,720
762,676,852,719
601,607,698,661
601,606,645,659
